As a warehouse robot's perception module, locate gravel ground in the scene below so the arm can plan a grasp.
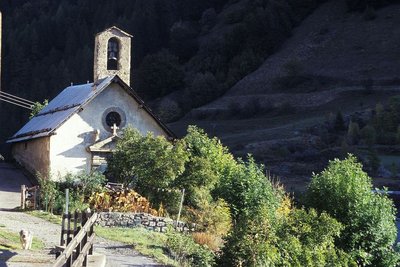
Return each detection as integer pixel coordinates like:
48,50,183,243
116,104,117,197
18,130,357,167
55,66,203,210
0,163,165,267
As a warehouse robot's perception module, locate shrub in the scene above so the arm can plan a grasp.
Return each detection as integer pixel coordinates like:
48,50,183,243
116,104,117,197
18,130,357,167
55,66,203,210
191,232,221,252
166,228,215,267
89,189,158,214
64,171,106,198
306,155,400,266
276,208,357,267
216,157,284,266
108,127,188,212
37,172,57,213
185,198,231,237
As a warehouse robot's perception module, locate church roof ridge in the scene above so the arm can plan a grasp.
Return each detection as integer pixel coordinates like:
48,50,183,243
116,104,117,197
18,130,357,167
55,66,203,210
7,75,175,143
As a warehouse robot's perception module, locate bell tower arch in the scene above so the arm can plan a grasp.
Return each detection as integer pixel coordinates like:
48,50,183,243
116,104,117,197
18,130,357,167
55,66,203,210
94,26,132,85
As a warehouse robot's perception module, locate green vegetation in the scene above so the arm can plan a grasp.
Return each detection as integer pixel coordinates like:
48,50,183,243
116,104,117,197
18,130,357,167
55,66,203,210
34,125,399,266
95,226,214,267
0,228,44,250
29,99,48,119
107,126,400,266
37,171,106,214
306,155,399,266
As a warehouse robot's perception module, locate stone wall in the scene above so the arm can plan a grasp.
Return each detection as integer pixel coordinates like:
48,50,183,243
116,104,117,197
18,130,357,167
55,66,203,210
95,212,194,232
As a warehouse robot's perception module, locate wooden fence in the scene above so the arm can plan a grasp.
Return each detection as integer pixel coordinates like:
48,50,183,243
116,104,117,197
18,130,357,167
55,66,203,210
20,185,39,209
53,211,97,267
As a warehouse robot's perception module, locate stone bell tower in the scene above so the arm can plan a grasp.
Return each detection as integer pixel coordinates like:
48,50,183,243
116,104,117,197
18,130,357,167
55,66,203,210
94,26,132,86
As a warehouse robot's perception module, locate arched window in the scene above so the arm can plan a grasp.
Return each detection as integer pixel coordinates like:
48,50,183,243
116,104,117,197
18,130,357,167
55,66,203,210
107,37,119,70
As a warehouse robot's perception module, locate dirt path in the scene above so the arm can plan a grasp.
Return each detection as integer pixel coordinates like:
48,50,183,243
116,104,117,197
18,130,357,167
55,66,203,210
0,163,164,267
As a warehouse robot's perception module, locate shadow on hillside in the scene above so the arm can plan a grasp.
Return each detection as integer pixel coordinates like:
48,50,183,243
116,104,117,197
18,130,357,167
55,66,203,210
0,249,17,267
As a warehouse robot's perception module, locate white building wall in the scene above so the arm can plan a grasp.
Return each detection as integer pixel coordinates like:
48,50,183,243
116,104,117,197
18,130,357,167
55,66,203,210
49,113,93,179
49,83,168,179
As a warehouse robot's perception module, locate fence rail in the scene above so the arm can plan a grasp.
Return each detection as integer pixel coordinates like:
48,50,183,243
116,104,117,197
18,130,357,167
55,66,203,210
53,212,97,267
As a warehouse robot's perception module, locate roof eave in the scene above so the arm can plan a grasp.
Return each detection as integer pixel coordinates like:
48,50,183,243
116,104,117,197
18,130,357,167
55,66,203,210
111,75,177,139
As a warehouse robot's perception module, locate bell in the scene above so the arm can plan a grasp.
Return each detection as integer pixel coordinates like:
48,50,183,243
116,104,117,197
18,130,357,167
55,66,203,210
108,52,117,61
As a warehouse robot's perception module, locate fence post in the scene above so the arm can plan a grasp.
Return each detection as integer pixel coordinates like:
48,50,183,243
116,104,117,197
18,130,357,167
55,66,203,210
33,187,37,209
176,188,185,227
65,189,69,215
20,185,26,210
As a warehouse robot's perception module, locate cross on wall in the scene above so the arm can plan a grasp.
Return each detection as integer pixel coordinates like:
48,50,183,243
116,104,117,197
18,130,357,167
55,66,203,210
111,123,119,136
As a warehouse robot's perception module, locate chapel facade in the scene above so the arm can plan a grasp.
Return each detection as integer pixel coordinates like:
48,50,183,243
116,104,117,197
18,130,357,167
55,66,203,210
8,27,174,180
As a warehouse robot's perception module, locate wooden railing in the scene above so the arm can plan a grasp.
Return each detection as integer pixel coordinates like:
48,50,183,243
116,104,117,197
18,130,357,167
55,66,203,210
53,212,97,267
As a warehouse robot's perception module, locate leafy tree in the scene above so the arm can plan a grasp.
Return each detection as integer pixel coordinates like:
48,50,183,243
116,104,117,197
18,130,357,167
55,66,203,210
217,157,284,266
107,127,188,207
29,99,48,118
306,155,399,266
275,208,356,267
176,126,237,208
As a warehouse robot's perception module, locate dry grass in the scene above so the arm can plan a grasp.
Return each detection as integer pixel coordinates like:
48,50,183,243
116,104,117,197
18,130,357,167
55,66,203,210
191,232,223,252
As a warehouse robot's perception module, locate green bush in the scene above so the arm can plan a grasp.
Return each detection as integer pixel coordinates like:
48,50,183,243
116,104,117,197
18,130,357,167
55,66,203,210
37,171,106,214
37,172,58,213
306,155,399,266
276,208,356,267
166,228,215,267
108,127,188,212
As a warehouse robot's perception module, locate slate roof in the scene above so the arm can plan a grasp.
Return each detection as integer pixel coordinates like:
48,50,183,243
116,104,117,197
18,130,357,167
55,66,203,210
7,75,175,143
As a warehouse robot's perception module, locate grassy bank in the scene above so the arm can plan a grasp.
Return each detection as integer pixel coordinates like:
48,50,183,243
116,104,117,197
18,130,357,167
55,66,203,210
0,224,44,250
95,226,177,266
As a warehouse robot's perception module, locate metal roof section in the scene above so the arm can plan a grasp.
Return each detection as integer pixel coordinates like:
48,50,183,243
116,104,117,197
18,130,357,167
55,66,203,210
7,75,175,143
7,77,113,143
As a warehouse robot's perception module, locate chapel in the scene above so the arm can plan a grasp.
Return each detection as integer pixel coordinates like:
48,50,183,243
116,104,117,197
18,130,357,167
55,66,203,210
7,27,174,179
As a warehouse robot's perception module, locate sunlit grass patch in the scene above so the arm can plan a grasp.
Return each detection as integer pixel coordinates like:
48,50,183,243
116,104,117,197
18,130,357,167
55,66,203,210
95,226,176,266
0,228,44,250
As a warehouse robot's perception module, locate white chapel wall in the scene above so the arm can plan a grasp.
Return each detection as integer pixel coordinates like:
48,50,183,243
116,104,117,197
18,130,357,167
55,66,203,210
49,112,93,179
79,83,168,139
49,83,168,179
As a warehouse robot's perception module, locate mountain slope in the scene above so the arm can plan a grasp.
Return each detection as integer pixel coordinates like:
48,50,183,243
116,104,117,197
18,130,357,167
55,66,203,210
170,0,400,190
195,0,400,112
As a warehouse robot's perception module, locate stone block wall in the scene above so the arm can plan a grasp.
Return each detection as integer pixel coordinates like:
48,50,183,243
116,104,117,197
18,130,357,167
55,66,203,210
95,212,194,232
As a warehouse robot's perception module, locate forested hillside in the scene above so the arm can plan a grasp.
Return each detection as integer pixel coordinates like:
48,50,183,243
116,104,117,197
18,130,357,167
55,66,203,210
0,0,322,154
